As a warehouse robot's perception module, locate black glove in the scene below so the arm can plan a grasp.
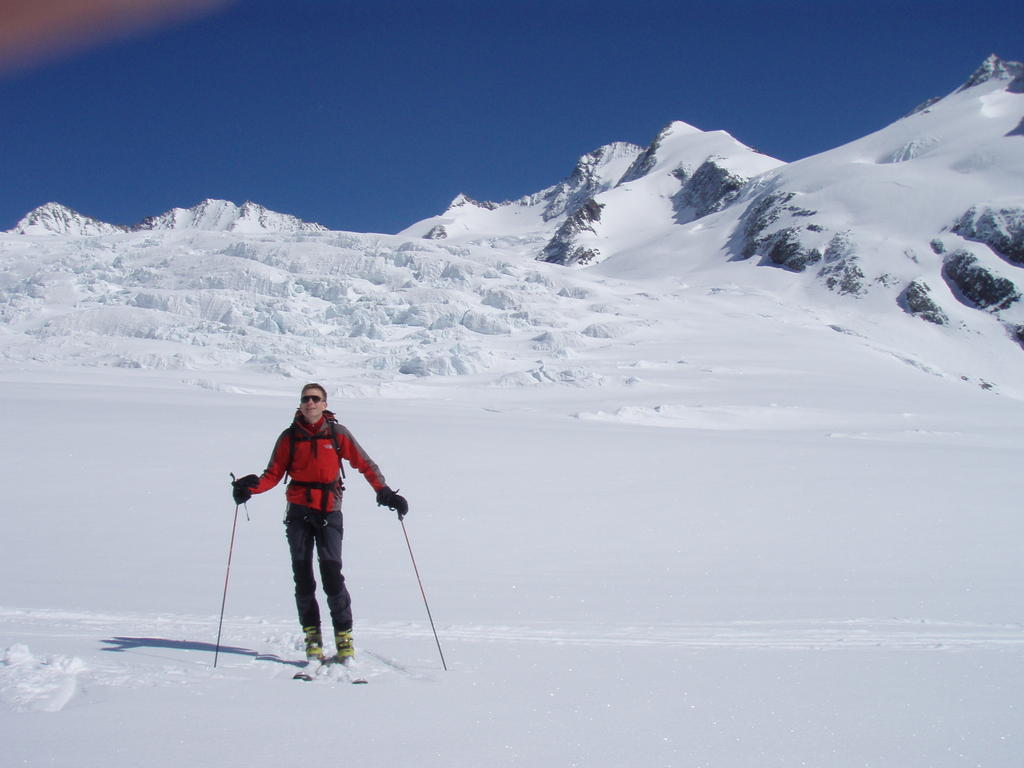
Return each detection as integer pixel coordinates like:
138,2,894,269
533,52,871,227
231,474,260,505
376,486,409,520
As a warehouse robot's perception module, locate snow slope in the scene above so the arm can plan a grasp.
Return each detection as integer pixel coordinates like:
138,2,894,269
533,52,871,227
594,56,1024,354
1,331,1022,766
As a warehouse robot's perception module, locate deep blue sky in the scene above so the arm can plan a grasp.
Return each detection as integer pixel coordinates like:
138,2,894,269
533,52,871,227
0,0,1020,234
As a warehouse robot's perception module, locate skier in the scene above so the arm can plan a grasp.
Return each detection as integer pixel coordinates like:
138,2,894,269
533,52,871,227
230,382,408,664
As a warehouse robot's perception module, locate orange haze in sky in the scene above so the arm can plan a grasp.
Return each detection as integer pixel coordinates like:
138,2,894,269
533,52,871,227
0,0,235,72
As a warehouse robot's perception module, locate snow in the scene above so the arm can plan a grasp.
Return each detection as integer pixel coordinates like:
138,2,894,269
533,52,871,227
136,199,327,233
1,56,1023,767
2,281,1022,765
12,199,327,236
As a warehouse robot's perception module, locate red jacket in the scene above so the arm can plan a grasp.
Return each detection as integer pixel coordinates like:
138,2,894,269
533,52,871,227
251,410,387,513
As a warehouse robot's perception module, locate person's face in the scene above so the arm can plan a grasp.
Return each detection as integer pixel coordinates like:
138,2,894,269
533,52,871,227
299,388,327,423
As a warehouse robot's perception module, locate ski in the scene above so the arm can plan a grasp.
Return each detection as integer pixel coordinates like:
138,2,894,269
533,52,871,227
292,658,367,684
329,656,369,685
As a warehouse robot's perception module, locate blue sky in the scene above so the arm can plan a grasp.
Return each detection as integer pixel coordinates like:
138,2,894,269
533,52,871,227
0,0,1020,234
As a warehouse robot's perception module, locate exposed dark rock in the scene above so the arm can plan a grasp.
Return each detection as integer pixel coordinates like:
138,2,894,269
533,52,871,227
538,198,604,266
904,96,941,117
134,200,326,233
671,158,748,224
899,280,949,325
818,233,866,295
906,55,1022,117
424,225,448,240
942,250,1021,311
735,192,791,260
617,126,669,185
875,273,899,288
439,143,639,230
550,246,601,267
535,142,642,222
765,230,822,272
13,202,127,236
449,194,499,211
953,206,1024,264
733,192,822,271
955,54,1024,93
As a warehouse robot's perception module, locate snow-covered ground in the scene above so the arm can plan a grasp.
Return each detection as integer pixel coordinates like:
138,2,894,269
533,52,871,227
2,285,1022,766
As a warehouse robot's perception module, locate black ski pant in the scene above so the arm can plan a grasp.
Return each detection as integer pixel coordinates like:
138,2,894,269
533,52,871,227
284,504,352,633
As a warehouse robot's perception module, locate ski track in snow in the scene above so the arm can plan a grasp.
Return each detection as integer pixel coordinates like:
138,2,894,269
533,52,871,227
2,608,1021,713
437,618,1024,650
0,608,430,712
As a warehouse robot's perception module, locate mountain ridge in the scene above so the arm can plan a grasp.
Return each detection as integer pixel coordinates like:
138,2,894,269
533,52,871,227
526,54,1024,349
11,199,326,236
1,55,1022,394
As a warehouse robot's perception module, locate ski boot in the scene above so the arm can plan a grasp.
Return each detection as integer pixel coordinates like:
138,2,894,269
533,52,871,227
333,629,355,664
302,626,324,662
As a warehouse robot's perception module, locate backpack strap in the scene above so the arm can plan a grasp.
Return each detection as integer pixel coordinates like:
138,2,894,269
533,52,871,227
285,423,298,482
283,417,347,501
326,418,347,480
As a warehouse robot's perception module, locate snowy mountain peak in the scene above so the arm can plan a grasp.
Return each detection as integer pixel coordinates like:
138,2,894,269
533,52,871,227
657,120,705,138
538,124,784,267
11,199,326,236
956,54,1024,93
400,142,643,242
12,203,126,236
528,141,643,222
561,141,644,185
432,142,642,226
617,120,774,186
446,193,499,212
134,199,326,233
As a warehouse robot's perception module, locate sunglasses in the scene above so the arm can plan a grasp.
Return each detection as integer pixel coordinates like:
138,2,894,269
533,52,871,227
300,395,323,403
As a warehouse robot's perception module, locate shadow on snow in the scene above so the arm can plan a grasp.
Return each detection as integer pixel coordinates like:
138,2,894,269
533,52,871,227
100,637,304,667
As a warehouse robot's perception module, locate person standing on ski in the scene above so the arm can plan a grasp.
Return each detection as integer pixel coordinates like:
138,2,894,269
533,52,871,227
230,382,408,663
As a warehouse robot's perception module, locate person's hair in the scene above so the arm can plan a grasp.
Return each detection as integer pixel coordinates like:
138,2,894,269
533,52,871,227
300,382,328,400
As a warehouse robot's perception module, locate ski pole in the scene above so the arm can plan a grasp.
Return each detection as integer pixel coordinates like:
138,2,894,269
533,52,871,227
214,477,243,668
400,518,448,671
